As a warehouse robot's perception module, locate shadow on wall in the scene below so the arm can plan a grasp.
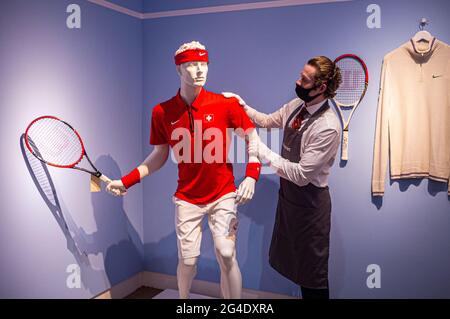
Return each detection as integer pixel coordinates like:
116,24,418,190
394,178,449,197
144,231,178,276
20,136,143,297
89,155,143,296
371,177,450,209
20,134,103,294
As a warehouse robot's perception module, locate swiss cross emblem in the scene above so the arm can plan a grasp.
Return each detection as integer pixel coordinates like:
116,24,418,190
204,114,214,123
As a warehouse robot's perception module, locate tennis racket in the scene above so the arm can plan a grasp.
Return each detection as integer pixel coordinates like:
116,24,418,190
24,115,112,185
333,54,369,161
21,134,88,257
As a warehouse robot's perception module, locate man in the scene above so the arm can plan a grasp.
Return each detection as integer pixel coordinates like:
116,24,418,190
107,41,261,299
224,56,342,299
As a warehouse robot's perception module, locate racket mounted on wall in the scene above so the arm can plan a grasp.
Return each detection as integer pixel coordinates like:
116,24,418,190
333,54,369,161
24,115,112,188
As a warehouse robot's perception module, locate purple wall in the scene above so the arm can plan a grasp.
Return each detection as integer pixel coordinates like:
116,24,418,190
1,0,449,299
0,0,144,298
142,0,450,298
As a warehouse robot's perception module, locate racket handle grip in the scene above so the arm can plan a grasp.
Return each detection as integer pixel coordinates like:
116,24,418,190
99,174,112,184
341,130,349,161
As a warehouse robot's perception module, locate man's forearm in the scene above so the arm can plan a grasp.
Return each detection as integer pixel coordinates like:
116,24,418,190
245,105,271,128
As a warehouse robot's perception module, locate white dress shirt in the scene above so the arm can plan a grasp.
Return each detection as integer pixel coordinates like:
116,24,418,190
245,98,341,188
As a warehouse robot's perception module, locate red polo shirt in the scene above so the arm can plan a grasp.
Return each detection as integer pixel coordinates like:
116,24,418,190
150,88,255,205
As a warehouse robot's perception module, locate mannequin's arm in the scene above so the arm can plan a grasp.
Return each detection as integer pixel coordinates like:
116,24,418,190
106,144,169,196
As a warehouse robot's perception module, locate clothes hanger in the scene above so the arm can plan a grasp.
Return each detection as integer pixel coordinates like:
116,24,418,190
412,18,433,43
411,18,434,54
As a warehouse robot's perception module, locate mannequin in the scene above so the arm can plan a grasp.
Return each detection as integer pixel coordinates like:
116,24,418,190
107,41,261,299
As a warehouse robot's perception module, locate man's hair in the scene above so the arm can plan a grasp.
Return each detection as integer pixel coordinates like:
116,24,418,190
175,41,206,56
307,56,342,98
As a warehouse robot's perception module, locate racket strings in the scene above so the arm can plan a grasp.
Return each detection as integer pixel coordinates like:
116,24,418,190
26,118,83,167
335,58,366,105
35,126,74,163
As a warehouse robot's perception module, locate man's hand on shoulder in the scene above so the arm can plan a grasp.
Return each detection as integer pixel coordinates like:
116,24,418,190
222,92,247,108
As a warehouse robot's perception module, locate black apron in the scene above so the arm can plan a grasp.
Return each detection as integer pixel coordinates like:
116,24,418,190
269,101,332,289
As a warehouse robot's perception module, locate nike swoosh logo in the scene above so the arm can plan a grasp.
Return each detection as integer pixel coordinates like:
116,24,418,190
432,74,443,78
199,53,206,56
171,119,180,125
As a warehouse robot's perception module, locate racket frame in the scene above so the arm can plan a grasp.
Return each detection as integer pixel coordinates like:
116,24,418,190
24,115,109,182
333,54,369,161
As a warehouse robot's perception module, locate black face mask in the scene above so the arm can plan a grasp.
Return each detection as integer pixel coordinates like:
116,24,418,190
295,83,322,103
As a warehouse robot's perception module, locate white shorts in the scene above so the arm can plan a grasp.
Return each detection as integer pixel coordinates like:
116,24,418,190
173,192,238,259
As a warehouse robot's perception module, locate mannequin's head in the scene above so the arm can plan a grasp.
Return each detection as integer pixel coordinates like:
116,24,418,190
175,41,209,88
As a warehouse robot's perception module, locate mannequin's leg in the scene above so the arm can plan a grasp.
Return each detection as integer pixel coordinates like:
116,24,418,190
213,236,242,299
214,242,229,298
207,192,241,298
173,196,205,299
177,257,198,299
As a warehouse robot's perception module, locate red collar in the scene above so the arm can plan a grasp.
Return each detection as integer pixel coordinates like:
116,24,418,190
174,87,207,111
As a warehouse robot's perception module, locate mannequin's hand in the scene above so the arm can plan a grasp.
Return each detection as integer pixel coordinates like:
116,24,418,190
222,92,247,107
106,180,127,197
236,177,256,205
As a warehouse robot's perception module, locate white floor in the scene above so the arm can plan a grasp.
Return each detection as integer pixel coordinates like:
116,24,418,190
153,289,214,299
